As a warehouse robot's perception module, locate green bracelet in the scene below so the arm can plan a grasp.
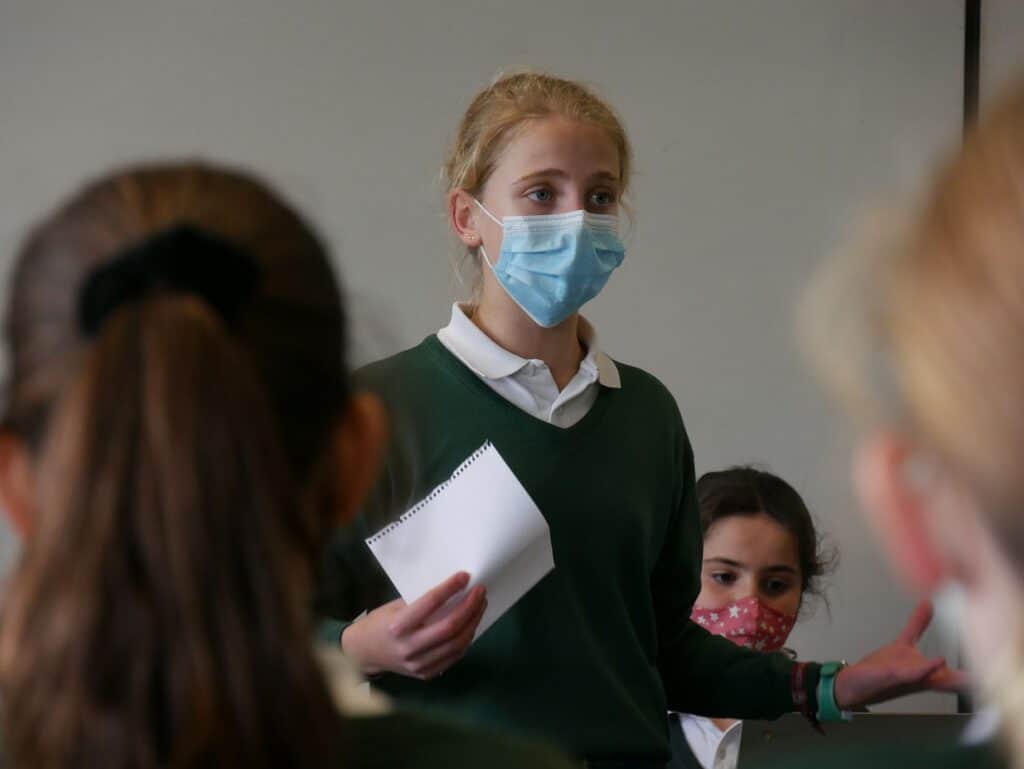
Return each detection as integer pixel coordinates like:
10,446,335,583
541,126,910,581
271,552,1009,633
816,661,853,722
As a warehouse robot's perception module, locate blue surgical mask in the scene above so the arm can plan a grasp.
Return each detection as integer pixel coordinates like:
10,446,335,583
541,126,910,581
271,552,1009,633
475,200,625,328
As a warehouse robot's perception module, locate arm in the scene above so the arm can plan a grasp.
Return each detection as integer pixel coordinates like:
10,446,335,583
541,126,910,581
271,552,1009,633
660,618,804,718
313,410,486,679
652,417,962,717
314,488,396,645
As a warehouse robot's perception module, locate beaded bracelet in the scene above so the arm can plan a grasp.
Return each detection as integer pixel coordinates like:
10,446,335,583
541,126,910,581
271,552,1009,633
791,661,824,734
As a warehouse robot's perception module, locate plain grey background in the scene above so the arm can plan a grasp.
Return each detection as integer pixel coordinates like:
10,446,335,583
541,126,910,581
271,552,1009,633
1,0,1021,712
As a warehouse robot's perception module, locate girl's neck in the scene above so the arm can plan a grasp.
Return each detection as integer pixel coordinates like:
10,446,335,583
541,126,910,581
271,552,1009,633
711,717,738,733
470,297,584,391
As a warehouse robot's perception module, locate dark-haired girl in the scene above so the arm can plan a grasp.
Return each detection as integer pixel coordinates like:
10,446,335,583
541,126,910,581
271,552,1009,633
669,467,835,769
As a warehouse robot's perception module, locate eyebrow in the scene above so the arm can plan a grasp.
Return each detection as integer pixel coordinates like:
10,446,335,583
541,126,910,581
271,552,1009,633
762,565,799,575
703,557,798,575
512,168,620,185
704,557,745,569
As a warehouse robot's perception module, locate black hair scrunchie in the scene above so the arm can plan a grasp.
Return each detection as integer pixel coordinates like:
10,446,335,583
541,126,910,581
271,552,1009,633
77,224,261,337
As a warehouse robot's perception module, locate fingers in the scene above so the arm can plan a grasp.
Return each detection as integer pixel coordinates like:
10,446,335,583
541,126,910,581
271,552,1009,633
915,656,947,680
406,595,488,679
417,650,471,681
407,585,486,652
926,666,971,693
390,571,470,635
888,655,946,690
886,658,958,700
897,600,934,645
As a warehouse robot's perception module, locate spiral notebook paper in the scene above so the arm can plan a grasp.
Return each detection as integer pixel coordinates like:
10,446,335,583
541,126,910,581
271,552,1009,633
365,442,554,640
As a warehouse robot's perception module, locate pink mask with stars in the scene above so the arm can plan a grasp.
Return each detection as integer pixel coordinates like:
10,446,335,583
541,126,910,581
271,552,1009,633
690,595,796,652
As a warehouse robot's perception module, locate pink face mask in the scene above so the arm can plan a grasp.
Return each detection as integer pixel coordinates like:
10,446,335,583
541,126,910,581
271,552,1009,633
690,595,797,652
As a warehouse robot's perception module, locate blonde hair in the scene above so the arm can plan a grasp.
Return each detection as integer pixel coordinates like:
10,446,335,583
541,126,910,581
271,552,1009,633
442,71,633,293
802,80,1024,766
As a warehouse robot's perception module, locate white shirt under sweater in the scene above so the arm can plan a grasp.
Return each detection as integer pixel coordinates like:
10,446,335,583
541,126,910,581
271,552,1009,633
436,303,620,428
675,712,743,769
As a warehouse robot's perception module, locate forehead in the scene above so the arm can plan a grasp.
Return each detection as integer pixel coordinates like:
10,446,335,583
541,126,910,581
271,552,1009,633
494,116,620,179
703,513,800,571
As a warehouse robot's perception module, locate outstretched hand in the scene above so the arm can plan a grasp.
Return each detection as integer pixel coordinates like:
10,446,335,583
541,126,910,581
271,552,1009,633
833,600,969,710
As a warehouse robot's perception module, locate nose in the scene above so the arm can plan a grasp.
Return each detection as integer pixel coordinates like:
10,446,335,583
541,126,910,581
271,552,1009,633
555,186,588,214
731,580,761,606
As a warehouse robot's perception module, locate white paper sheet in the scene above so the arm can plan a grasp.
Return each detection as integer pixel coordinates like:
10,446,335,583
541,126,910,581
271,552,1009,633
365,442,554,639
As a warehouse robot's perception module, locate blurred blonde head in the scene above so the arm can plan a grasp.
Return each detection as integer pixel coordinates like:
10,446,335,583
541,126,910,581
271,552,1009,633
802,80,1024,765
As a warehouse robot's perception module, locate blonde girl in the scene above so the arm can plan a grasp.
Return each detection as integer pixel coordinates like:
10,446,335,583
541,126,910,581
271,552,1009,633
319,72,960,767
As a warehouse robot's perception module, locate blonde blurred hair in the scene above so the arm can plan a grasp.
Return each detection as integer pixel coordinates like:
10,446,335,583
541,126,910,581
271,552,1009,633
442,71,632,294
802,79,1024,766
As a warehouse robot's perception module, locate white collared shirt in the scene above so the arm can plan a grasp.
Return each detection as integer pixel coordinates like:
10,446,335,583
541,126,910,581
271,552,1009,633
676,713,743,769
437,304,621,428
960,706,1000,746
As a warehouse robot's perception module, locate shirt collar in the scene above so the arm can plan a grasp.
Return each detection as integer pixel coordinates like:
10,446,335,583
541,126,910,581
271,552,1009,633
577,313,621,389
961,706,1000,746
679,713,743,740
439,304,621,388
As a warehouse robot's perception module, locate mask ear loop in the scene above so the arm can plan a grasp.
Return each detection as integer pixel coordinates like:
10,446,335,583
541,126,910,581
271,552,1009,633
479,244,497,271
451,200,500,293
473,199,504,271
473,198,503,226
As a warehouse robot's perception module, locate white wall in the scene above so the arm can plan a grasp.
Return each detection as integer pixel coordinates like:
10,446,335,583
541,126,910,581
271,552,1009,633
981,0,1024,104
0,1,964,710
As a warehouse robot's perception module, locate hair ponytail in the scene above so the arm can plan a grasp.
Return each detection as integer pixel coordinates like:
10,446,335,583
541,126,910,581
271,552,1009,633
0,294,341,769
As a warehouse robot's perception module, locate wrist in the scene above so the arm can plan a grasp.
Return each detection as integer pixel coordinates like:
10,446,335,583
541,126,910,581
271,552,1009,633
791,661,823,733
341,620,383,677
818,661,853,722
833,665,850,710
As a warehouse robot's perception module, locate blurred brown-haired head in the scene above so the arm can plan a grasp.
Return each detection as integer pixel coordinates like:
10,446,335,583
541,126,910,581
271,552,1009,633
0,161,349,769
4,162,347,471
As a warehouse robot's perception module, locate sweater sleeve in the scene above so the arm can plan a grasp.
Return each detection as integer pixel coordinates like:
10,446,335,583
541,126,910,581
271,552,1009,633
313,448,403,645
653,416,797,719
314,514,397,645
313,355,434,646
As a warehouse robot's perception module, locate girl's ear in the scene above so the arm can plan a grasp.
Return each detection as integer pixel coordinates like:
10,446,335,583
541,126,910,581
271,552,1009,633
0,432,34,536
854,432,951,594
449,189,483,249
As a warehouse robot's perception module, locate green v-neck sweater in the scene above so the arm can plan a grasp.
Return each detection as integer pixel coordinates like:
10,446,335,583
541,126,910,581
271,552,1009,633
318,336,801,763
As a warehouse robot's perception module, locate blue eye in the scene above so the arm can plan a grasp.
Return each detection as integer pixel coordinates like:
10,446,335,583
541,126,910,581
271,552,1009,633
591,190,615,206
527,188,553,203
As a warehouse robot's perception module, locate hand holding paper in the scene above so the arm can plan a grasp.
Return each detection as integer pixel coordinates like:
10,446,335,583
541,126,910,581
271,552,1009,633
366,442,555,642
341,571,487,679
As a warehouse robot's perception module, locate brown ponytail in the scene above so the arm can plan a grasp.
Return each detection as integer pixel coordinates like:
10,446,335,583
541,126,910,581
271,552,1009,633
0,163,350,768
